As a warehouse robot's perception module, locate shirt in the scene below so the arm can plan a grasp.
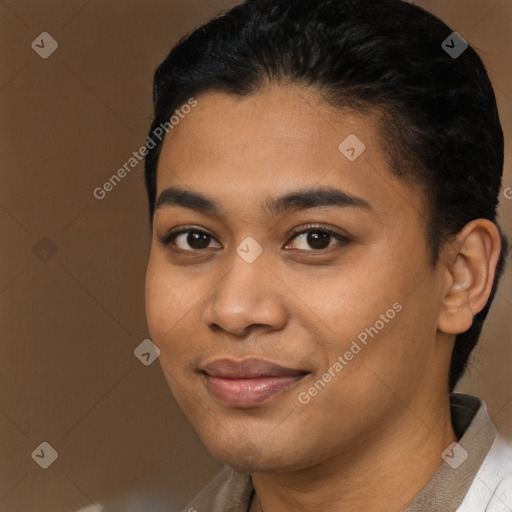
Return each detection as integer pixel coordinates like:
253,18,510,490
181,392,512,512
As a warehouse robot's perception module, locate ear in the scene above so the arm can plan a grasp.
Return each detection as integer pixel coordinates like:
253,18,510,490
437,219,502,335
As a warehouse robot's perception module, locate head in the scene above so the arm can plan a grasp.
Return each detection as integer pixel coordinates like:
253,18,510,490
144,0,508,472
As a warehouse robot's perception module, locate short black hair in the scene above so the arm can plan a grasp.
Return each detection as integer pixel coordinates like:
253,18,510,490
144,0,509,392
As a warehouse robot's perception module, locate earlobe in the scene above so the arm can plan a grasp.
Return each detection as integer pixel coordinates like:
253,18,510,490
437,219,501,335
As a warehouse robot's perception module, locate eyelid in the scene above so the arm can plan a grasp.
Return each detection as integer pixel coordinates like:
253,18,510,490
156,225,219,248
284,223,350,249
287,223,347,239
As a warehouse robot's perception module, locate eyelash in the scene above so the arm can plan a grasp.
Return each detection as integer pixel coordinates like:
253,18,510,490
157,223,350,253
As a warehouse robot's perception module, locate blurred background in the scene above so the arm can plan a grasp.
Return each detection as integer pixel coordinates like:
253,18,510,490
0,0,511,510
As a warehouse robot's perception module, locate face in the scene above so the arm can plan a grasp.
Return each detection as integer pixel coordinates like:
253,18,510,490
145,85,452,473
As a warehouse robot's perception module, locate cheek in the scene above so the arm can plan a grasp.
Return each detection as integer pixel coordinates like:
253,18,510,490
145,259,207,374
145,266,167,338
283,259,403,339
145,260,185,357
291,249,429,377
145,257,194,334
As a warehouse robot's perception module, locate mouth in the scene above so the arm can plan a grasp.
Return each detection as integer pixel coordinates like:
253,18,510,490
200,358,310,408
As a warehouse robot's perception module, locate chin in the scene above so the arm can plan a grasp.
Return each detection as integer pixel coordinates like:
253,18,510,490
204,435,312,475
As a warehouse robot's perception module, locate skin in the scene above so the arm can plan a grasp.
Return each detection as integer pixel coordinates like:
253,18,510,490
145,85,501,512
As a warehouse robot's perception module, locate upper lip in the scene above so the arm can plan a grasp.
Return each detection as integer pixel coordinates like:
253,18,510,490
201,358,309,379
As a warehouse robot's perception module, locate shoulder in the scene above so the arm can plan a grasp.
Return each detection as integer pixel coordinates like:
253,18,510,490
456,434,512,512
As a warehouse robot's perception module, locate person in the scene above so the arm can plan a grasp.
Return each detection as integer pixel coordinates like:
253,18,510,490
143,0,512,510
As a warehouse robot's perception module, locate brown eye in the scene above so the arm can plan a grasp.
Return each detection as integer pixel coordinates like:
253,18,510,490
286,226,349,251
182,231,212,249
305,231,332,250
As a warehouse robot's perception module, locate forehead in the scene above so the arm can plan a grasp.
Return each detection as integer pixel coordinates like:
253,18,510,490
154,85,426,222
159,86,369,169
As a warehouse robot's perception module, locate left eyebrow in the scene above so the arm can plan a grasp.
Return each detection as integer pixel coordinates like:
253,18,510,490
262,186,373,217
154,185,373,218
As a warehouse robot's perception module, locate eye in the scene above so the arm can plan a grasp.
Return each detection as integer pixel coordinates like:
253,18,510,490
284,224,350,251
158,228,221,251
157,224,350,253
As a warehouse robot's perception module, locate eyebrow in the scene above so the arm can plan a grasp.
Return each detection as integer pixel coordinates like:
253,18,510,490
154,186,373,218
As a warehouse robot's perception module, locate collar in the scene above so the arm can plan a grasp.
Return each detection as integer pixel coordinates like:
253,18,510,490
405,392,497,511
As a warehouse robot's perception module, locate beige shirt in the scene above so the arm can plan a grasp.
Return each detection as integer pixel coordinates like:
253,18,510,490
182,393,499,512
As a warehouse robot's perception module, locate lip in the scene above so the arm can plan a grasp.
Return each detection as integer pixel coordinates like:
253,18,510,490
201,358,309,408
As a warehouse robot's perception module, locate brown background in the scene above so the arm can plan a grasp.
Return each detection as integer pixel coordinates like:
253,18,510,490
1,0,511,511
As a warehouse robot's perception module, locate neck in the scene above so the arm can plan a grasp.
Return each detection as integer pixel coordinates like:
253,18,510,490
250,392,457,512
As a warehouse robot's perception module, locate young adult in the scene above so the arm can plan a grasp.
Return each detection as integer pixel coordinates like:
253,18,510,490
143,1,512,510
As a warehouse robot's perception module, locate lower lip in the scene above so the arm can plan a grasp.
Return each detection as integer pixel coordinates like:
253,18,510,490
203,374,307,408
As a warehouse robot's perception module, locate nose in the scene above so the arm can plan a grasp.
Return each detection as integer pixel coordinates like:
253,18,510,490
201,248,288,338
